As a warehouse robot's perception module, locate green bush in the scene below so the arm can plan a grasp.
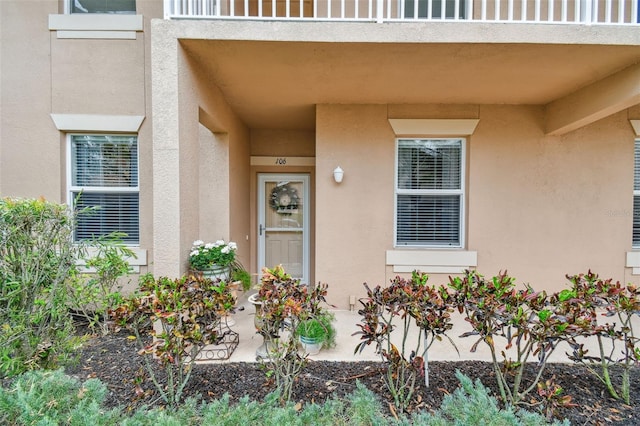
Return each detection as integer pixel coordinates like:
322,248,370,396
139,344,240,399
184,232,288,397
0,370,568,426
405,371,568,426
0,369,121,425
0,198,83,377
67,233,133,335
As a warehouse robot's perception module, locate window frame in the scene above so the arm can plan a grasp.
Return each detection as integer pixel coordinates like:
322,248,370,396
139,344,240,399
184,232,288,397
394,137,466,249
634,139,640,249
67,133,140,245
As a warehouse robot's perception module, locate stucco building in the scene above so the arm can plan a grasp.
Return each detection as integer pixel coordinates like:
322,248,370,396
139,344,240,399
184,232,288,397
2,0,640,308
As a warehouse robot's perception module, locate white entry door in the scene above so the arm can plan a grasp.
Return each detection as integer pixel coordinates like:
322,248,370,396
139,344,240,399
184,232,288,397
258,174,310,283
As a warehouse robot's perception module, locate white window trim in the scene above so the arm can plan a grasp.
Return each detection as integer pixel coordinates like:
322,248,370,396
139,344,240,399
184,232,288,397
66,133,142,248
394,137,466,249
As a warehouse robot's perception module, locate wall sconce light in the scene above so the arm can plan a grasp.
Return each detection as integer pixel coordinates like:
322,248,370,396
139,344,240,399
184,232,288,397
333,166,344,183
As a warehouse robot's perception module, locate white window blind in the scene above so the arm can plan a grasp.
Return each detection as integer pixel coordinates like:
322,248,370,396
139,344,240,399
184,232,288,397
633,140,640,247
396,138,464,247
70,134,139,243
71,0,136,14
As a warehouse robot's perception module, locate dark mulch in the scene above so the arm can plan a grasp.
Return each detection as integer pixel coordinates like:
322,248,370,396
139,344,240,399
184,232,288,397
63,329,640,425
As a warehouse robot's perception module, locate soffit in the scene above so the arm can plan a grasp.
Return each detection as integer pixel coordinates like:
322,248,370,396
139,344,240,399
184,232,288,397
180,39,640,130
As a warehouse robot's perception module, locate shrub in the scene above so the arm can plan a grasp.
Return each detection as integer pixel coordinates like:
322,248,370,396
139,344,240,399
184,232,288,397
1,369,567,426
449,270,577,412
110,273,236,407
67,233,134,335
0,369,122,425
0,197,83,377
406,370,569,426
254,265,333,403
354,271,457,412
563,271,640,404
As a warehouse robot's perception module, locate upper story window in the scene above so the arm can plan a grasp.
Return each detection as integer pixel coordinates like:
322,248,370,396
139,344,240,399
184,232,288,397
395,138,465,248
634,139,640,247
69,134,139,244
403,0,467,19
71,0,136,14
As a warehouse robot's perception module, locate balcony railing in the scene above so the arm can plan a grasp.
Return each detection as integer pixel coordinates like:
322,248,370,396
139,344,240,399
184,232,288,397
164,0,640,25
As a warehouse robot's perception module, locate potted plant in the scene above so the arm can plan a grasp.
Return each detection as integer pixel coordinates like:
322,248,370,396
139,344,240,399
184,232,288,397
230,267,252,292
189,239,236,280
296,310,336,355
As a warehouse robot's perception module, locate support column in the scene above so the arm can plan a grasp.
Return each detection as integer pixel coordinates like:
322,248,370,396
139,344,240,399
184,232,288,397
151,23,183,278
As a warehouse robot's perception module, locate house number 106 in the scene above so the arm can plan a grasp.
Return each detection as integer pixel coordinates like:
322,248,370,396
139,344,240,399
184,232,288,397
275,157,287,165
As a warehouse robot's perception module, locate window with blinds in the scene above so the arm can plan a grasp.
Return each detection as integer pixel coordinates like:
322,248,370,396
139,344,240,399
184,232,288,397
634,140,640,247
71,0,136,14
403,0,467,19
70,134,139,243
396,138,464,247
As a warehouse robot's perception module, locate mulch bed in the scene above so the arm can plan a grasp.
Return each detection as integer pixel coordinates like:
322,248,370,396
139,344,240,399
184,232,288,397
63,329,639,425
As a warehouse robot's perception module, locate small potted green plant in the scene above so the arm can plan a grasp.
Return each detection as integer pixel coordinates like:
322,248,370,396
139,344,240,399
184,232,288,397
230,266,252,292
296,310,336,355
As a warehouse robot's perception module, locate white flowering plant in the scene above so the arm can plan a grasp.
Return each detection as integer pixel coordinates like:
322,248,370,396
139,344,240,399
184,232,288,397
189,240,237,271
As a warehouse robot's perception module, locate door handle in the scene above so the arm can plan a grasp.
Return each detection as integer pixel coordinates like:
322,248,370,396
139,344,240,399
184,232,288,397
259,224,264,236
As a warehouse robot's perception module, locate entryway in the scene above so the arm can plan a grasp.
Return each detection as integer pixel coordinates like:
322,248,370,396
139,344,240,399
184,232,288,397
257,173,310,283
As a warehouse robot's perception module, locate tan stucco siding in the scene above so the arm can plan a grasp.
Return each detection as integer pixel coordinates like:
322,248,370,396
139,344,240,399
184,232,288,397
316,104,396,307
315,104,636,308
470,106,633,289
51,36,145,115
1,1,60,199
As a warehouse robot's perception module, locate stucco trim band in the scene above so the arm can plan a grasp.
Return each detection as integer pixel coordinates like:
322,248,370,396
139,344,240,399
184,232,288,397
56,30,137,39
51,114,145,132
386,250,477,274
625,251,640,275
388,119,480,136
49,14,143,39
630,120,640,136
49,14,143,31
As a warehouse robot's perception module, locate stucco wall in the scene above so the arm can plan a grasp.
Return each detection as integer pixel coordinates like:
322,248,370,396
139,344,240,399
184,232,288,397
316,104,637,308
1,0,59,199
316,104,396,308
470,106,633,288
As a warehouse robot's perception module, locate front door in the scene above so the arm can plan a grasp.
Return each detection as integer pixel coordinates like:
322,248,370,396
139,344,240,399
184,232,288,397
258,174,310,283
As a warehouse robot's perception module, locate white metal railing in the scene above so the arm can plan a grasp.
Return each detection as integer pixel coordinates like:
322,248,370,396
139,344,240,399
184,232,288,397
163,0,640,25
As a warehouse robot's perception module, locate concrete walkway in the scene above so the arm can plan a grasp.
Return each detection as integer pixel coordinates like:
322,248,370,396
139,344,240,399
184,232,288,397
204,295,637,365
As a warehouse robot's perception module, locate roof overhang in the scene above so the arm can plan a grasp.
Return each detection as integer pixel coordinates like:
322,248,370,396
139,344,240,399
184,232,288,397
157,20,640,133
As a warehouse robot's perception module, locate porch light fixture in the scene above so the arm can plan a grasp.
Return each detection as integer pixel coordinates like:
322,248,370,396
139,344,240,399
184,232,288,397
333,166,344,183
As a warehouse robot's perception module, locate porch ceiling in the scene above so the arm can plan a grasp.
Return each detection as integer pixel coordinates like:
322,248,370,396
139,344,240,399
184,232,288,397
181,39,640,131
